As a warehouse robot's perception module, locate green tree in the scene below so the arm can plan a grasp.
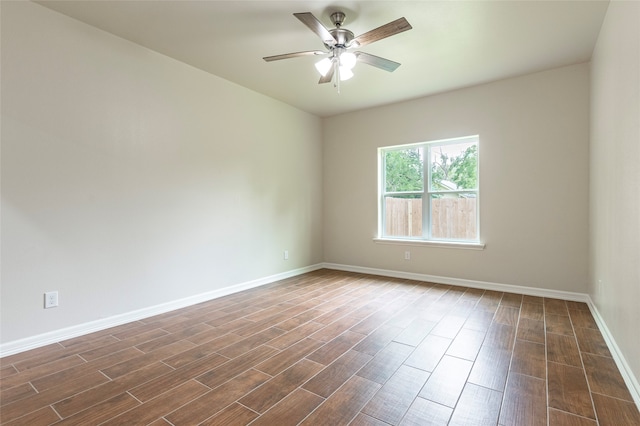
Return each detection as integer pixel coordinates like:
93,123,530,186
431,150,452,186
385,148,423,192
431,144,477,190
450,144,477,189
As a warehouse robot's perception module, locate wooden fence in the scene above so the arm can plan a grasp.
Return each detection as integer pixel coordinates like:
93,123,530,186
385,197,477,240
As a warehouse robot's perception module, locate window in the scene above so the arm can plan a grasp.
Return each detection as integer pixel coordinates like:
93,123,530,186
378,135,479,244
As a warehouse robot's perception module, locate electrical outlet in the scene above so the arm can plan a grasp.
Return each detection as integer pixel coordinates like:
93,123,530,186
284,250,289,260
44,291,59,309
404,251,411,260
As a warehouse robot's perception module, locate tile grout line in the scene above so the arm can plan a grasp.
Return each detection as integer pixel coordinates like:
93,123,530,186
496,294,520,426
570,309,601,425
544,299,550,426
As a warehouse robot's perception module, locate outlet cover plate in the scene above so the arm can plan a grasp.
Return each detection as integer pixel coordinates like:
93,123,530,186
44,291,59,309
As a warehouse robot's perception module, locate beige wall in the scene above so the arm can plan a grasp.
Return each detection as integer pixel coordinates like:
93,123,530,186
1,2,323,343
323,64,590,293
590,0,640,387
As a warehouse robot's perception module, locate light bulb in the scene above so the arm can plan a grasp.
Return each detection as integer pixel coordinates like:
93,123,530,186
340,52,357,70
314,58,333,76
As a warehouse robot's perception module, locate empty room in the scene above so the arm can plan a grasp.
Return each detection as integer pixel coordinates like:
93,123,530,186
1,1,639,425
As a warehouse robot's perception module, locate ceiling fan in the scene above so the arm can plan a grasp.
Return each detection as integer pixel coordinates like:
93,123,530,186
263,11,412,90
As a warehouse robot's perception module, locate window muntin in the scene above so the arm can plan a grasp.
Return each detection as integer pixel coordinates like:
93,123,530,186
380,136,479,243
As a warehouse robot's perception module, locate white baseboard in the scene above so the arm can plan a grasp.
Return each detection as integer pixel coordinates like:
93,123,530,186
0,264,324,358
323,262,640,410
322,263,590,302
587,298,640,409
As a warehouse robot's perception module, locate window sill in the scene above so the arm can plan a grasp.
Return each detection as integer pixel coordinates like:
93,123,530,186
373,238,485,250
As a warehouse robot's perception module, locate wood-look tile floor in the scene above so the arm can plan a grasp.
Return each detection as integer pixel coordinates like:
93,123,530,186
1,269,639,425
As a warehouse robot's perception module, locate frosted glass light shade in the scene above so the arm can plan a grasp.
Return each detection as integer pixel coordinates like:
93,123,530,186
340,52,357,69
315,58,333,76
339,67,354,81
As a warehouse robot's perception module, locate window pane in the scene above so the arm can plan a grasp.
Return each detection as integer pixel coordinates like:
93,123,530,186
430,194,477,240
385,195,423,237
385,148,424,192
430,141,477,191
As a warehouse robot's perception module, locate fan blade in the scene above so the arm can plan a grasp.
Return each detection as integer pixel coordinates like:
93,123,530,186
263,50,326,62
318,63,335,84
355,52,401,72
294,12,337,46
352,17,412,47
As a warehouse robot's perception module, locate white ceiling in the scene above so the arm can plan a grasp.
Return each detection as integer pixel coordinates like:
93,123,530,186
36,1,609,117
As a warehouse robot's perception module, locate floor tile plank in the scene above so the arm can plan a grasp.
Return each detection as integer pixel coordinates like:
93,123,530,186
351,412,393,426
510,339,546,379
249,388,325,426
399,397,453,426
547,361,596,419
516,318,545,344
130,352,229,402
548,408,597,426
266,321,326,350
392,318,437,346
194,345,278,390
574,327,611,357
356,341,414,385
239,359,324,413
498,373,546,426
165,369,270,425
54,361,173,418
545,299,569,316
404,334,452,372
302,350,373,398
362,365,430,424
1,370,110,424
0,382,37,407
546,332,582,367
101,379,209,426
520,302,544,321
494,306,520,327
591,393,640,426
445,328,486,361
300,375,381,426
198,402,259,426
568,309,598,329
3,406,60,426
256,337,323,376
448,383,503,426
419,355,472,408
54,392,140,426
467,345,511,392
582,353,634,401
1,354,86,392
306,330,366,366
546,314,575,336
352,324,404,356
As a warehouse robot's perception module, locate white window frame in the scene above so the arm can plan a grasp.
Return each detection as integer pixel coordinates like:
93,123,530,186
375,135,484,250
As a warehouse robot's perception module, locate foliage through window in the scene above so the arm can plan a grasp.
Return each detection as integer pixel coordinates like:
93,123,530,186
379,136,479,242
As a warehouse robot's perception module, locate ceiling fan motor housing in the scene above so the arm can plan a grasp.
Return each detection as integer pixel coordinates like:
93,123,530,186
327,28,355,49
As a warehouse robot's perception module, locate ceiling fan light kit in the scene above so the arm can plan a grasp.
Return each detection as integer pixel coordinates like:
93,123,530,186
263,11,412,92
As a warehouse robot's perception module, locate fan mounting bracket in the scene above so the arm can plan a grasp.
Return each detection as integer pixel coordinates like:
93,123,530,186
330,11,346,27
